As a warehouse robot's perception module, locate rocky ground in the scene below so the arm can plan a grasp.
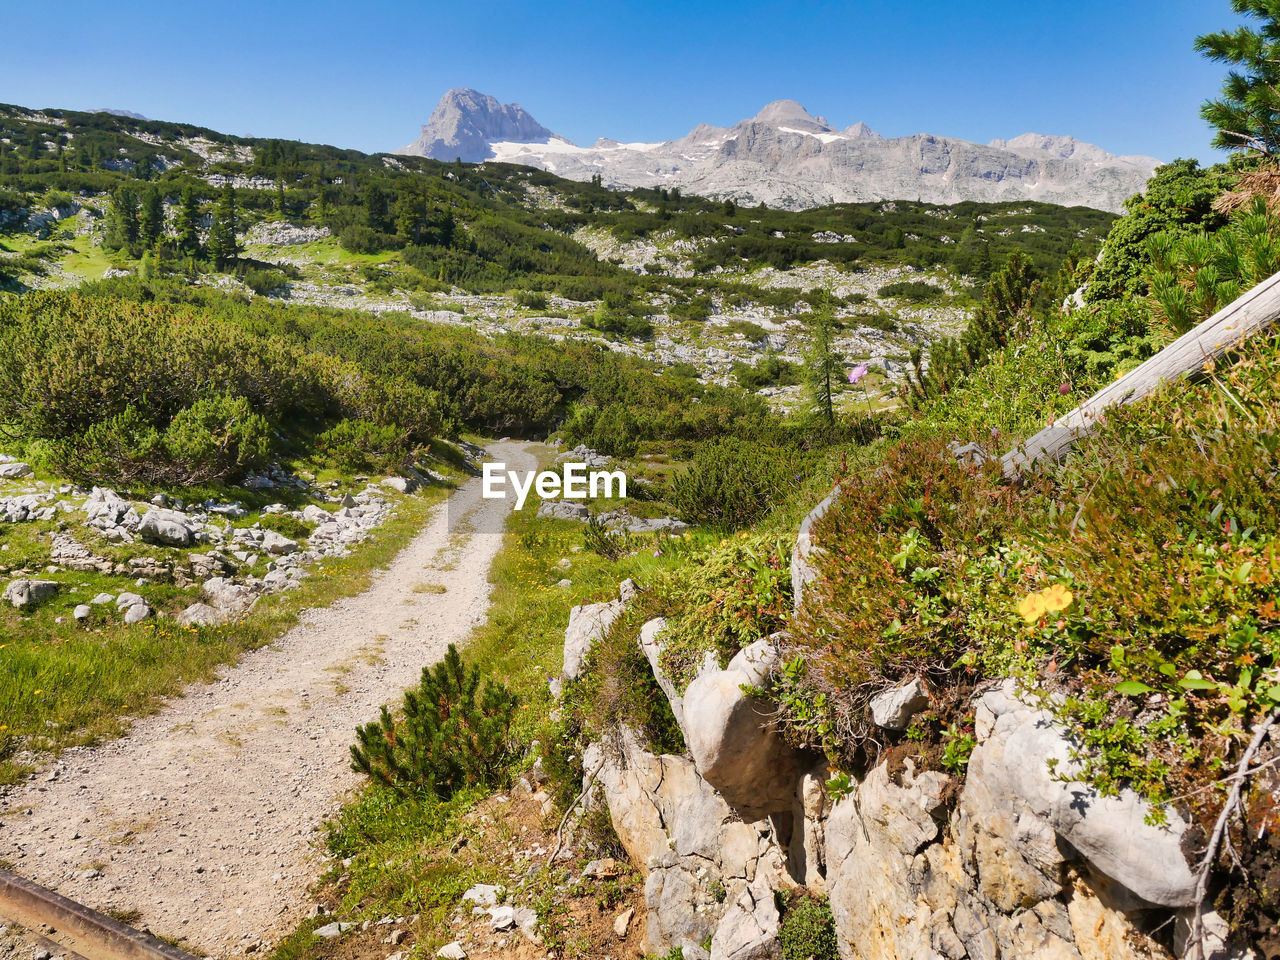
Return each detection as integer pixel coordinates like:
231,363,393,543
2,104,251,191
9,200,969,412
0,441,537,959
0,450,447,630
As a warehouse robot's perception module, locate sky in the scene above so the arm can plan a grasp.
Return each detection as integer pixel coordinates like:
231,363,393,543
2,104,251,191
0,0,1247,164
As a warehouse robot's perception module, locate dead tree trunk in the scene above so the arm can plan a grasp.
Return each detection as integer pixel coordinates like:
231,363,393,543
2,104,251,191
1001,270,1280,479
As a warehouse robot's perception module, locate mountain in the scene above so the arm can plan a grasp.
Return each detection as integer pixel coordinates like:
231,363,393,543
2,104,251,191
394,91,1160,212
395,88,558,163
91,107,149,121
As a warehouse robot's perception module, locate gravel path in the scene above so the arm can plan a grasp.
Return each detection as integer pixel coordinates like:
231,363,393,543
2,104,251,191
0,441,538,957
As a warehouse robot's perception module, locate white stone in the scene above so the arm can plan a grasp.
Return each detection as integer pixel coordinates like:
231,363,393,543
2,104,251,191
869,677,931,730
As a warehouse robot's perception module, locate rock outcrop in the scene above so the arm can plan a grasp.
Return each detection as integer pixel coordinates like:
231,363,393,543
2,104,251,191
556,493,1208,960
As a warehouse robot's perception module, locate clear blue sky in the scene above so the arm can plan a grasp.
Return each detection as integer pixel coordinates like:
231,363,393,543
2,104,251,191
0,0,1245,163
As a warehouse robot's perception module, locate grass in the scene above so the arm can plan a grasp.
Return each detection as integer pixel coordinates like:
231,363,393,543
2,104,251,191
0,481,457,784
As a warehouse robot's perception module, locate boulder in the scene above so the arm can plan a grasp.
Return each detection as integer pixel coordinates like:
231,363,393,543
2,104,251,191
138,508,196,547
637,618,689,729
201,577,257,614
382,476,417,494
261,530,299,555
791,487,840,614
0,462,33,479
537,500,590,521
436,944,467,960
115,592,144,610
176,602,223,627
73,604,92,621
122,603,150,624
869,677,931,730
4,578,59,608
681,638,807,819
302,504,330,524
585,728,784,957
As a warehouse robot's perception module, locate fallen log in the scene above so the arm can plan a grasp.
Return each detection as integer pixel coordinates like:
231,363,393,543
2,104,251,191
1001,269,1280,479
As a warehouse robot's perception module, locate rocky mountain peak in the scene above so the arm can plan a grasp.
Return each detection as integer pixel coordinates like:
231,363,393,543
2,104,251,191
395,88,556,162
844,121,882,140
750,99,832,132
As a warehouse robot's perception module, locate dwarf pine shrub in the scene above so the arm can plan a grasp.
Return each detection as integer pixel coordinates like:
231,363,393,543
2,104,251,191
350,645,518,799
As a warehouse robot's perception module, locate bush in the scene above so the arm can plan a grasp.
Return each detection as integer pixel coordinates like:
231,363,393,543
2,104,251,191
514,290,548,310
160,394,271,482
670,438,798,529
241,267,292,297
45,394,270,485
316,418,410,471
877,280,943,302
350,645,518,800
778,894,838,960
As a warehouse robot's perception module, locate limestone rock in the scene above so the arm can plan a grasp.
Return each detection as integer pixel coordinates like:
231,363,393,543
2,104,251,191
122,602,150,624
681,638,807,818
637,618,687,728
177,602,223,627
585,728,783,956
709,875,780,960
536,500,590,521
202,577,257,615
261,530,299,555
0,462,33,479
561,582,632,683
436,943,467,960
869,677,931,730
73,604,92,621
973,683,1197,907
138,508,196,547
4,578,59,608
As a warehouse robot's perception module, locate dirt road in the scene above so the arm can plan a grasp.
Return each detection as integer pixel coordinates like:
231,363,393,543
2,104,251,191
0,441,538,957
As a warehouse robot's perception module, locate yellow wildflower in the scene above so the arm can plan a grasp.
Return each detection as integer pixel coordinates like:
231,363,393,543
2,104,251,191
1018,584,1074,623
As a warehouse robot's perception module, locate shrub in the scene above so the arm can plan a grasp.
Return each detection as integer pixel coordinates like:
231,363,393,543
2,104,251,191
778,893,838,960
877,280,943,302
316,418,410,471
583,516,632,560
241,267,291,297
1147,196,1280,333
670,438,798,529
350,645,518,799
160,394,271,482
582,305,654,339
514,290,548,310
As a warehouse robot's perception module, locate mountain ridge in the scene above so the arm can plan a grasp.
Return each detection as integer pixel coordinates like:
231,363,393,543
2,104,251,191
394,89,1160,212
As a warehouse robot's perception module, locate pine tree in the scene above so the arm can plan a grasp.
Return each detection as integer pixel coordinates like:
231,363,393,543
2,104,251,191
104,184,140,251
274,177,286,217
140,186,164,247
174,185,201,256
804,308,842,425
1197,1,1280,156
207,185,239,266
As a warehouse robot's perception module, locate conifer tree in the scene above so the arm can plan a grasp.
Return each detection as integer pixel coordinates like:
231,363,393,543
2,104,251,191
174,185,201,256
104,184,140,251
804,307,842,425
1197,1,1280,156
207,185,239,266
140,186,164,247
